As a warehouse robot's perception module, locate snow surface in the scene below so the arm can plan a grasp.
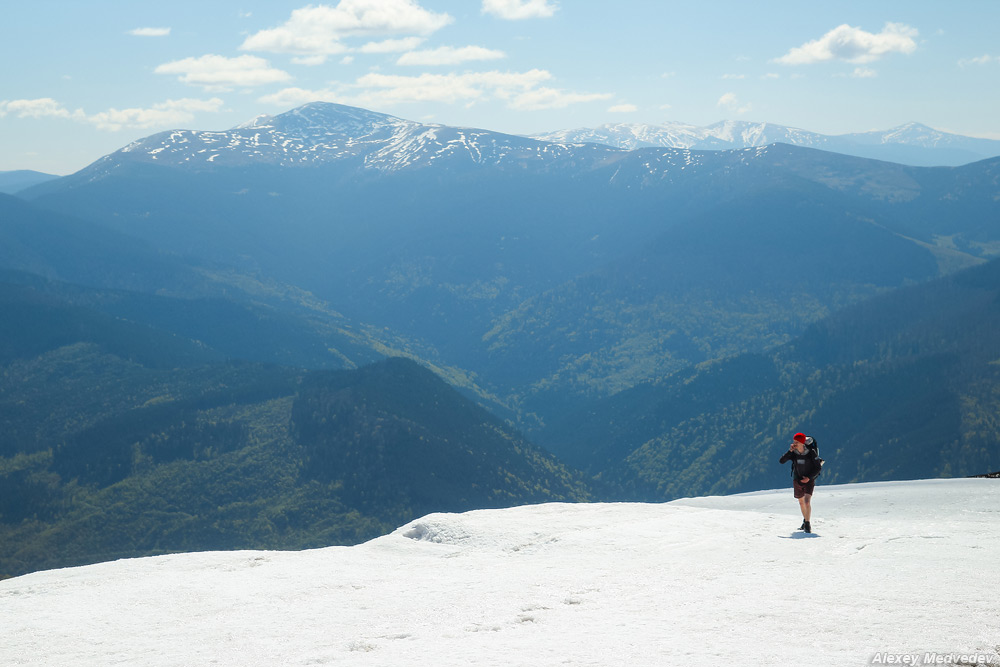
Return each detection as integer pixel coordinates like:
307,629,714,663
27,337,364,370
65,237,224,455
2,478,998,666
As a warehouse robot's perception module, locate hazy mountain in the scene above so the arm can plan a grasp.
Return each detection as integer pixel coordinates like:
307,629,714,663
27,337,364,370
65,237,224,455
531,120,1000,167
0,170,59,195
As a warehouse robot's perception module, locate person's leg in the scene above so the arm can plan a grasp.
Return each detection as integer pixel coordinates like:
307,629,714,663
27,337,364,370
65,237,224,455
801,494,812,522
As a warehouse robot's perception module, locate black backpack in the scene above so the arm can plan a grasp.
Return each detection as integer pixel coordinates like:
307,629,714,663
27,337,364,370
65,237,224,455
805,436,825,477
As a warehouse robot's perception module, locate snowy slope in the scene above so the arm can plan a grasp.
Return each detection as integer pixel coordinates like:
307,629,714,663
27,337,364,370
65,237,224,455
2,478,998,666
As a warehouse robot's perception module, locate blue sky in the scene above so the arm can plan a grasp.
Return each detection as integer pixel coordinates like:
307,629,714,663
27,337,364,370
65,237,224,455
2,0,998,174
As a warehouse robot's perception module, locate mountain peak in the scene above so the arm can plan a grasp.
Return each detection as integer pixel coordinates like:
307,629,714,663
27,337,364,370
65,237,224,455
268,102,415,136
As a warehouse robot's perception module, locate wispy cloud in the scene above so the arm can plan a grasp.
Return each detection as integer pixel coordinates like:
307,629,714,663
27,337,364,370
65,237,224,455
717,92,752,115
128,27,171,37
0,98,82,120
482,0,558,20
774,22,917,65
155,54,291,92
397,46,505,66
507,86,612,110
240,0,451,62
958,54,1000,67
608,104,637,113
258,69,610,112
359,37,426,54
88,98,225,131
0,97,224,130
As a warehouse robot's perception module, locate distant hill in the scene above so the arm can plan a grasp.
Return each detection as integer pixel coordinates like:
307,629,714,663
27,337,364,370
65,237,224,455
531,121,1000,167
0,170,59,195
541,258,1000,499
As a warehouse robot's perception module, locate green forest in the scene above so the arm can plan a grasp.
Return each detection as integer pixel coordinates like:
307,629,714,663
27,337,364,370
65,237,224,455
0,324,591,578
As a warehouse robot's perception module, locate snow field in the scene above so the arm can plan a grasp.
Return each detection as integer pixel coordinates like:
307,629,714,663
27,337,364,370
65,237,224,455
1,478,997,666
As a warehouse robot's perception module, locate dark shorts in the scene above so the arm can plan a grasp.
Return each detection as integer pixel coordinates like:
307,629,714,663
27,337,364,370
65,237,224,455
793,478,816,498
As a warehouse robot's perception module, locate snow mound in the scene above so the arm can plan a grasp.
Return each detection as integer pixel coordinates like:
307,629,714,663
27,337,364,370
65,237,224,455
2,479,998,667
398,504,577,553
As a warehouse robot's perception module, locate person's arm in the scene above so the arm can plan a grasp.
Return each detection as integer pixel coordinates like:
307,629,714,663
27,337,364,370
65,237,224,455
779,451,793,464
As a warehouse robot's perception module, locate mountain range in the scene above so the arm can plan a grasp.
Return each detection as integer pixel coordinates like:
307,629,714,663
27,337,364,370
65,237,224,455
531,120,1000,167
22,103,999,423
3,101,999,576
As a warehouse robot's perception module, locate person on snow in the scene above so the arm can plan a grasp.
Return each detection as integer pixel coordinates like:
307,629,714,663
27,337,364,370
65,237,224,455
779,432,823,533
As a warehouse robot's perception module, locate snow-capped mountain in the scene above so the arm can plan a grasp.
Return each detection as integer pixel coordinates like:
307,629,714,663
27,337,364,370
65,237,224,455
109,102,617,173
2,478,998,666
532,120,1000,166
533,120,828,152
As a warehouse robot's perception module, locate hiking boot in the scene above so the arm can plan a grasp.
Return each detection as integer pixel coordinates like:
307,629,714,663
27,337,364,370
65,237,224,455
803,521,812,533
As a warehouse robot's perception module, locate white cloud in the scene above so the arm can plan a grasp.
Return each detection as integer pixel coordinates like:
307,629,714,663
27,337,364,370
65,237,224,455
608,104,637,113
0,97,82,120
155,54,291,91
482,0,558,20
775,22,918,65
240,0,452,57
129,27,171,37
258,69,610,112
87,98,225,131
0,96,224,131
717,92,752,115
851,66,878,78
292,55,329,66
397,46,505,66
356,70,549,105
507,87,612,111
721,74,745,80
717,92,737,107
259,87,338,108
360,37,426,53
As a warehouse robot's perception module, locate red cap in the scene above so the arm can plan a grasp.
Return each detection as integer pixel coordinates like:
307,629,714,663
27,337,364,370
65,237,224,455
793,433,807,444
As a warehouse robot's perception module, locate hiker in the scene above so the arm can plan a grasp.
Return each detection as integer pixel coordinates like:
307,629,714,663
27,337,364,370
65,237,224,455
779,433,823,533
